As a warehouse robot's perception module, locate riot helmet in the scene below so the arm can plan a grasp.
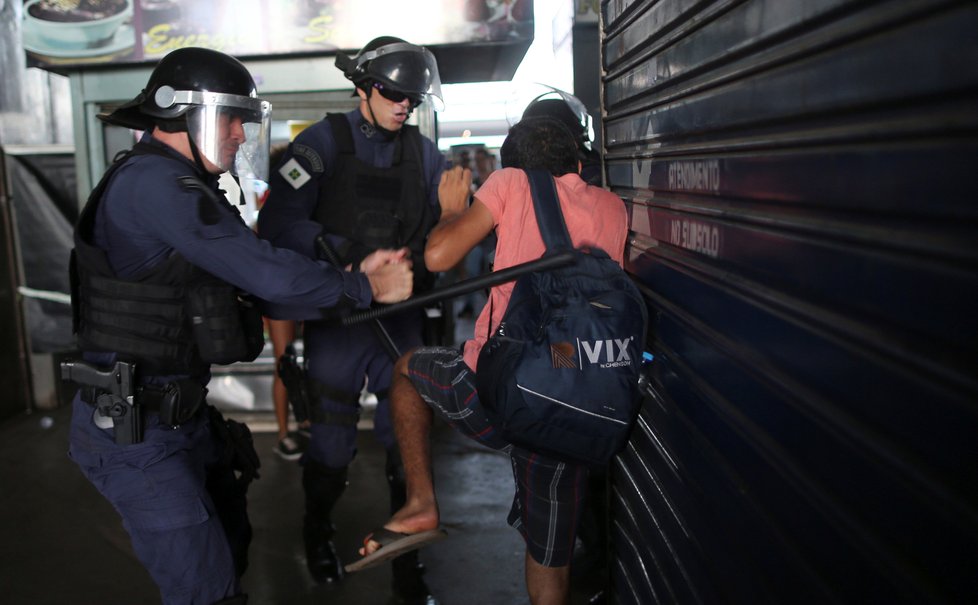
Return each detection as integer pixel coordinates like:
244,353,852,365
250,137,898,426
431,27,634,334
336,36,444,111
520,87,594,155
99,47,272,182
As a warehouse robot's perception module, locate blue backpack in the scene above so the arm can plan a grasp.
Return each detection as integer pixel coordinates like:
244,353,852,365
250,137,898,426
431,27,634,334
476,169,648,466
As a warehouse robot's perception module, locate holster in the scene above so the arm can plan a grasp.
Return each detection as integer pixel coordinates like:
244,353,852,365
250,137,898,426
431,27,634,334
277,342,362,427
95,392,142,446
277,342,311,424
63,360,140,445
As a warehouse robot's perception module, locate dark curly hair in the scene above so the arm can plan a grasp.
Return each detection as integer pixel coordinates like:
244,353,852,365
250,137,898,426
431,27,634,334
499,117,579,176
521,98,590,156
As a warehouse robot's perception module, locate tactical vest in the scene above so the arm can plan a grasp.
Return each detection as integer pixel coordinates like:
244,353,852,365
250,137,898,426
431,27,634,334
312,114,437,292
70,143,264,376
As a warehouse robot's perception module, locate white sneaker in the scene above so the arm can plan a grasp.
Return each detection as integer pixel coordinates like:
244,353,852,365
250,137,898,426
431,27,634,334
274,435,303,461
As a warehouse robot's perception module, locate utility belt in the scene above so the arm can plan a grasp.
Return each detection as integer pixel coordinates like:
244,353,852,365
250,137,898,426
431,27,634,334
63,360,206,445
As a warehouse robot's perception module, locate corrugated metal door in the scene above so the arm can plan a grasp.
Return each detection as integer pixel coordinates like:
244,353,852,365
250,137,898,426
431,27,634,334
601,1,978,603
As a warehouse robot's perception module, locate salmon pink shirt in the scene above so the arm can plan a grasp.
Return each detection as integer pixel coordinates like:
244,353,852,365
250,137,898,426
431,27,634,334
463,167,628,371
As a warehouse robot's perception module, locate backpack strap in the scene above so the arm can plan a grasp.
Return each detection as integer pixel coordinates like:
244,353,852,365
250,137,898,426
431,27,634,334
525,169,573,252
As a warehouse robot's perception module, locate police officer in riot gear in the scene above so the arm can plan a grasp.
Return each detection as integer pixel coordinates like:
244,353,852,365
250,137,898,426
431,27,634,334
258,37,470,604
66,47,413,605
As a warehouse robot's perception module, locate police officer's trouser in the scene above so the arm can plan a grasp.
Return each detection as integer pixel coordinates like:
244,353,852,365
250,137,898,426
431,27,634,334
68,395,248,605
301,312,430,595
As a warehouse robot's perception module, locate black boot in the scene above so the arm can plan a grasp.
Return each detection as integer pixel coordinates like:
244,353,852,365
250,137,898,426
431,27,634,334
302,460,347,584
386,449,438,605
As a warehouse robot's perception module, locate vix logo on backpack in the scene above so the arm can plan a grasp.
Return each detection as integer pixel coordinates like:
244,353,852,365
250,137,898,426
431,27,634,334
551,337,636,370
581,336,635,368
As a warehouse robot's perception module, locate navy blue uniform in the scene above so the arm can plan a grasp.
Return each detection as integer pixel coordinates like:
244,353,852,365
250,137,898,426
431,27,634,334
69,134,374,604
258,109,443,465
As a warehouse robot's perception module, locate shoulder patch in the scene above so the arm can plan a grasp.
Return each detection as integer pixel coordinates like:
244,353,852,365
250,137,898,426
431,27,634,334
292,144,324,173
279,157,312,190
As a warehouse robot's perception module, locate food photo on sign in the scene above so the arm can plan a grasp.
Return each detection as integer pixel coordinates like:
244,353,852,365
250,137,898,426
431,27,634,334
22,0,535,70
22,0,136,65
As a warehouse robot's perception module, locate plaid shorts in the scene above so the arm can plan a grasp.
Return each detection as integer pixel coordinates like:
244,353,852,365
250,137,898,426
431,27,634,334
407,346,589,567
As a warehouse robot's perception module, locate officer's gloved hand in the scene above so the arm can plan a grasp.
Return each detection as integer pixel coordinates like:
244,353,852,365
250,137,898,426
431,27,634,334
362,248,413,303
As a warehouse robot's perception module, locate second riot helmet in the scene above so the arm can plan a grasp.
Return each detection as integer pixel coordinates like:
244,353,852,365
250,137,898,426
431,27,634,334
335,36,444,111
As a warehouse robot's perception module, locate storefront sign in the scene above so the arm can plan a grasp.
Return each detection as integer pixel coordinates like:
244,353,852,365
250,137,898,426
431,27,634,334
22,0,534,68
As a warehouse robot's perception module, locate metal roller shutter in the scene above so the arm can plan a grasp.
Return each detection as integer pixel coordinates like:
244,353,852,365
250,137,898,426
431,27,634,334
601,1,978,602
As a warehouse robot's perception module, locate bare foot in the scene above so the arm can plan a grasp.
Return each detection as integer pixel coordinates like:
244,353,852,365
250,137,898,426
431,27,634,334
359,499,440,556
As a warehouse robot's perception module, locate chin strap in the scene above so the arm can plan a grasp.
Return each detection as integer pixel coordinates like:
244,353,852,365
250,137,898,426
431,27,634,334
361,90,401,141
156,117,211,175
187,135,210,177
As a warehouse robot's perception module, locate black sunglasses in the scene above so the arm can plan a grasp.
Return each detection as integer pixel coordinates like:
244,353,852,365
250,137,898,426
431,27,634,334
371,82,422,107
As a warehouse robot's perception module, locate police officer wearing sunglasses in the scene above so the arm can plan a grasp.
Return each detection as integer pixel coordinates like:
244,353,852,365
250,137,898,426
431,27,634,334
258,36,469,605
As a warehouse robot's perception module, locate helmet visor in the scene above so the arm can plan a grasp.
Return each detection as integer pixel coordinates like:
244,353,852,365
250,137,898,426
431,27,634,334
178,90,272,182
360,43,444,111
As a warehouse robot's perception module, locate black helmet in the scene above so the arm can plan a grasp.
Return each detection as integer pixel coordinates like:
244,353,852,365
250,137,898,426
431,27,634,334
100,47,272,181
335,36,444,110
100,47,261,131
521,88,594,154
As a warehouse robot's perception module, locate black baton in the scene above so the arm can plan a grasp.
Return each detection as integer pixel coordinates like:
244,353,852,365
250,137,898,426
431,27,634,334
340,251,576,326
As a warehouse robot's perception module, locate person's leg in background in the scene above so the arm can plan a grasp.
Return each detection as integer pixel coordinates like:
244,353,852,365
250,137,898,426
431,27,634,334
269,318,304,460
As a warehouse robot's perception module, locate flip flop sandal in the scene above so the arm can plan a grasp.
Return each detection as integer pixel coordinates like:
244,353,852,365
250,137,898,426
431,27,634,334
344,527,447,573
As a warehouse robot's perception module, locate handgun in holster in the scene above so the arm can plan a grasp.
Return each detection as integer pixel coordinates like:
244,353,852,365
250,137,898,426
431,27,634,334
277,342,311,424
61,360,140,445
